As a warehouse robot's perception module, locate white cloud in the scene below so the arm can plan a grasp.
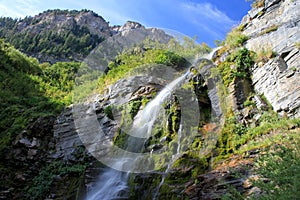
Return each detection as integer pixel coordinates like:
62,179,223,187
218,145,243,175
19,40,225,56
0,4,24,18
180,1,238,39
181,2,236,24
0,0,40,18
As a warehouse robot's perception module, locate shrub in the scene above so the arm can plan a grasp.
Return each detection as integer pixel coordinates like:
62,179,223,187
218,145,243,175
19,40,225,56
97,49,189,92
26,161,86,200
217,48,255,86
225,30,249,49
255,48,276,64
104,105,114,120
260,24,279,35
253,139,300,199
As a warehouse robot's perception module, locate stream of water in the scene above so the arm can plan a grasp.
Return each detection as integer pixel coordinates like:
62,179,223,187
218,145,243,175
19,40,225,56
86,70,190,200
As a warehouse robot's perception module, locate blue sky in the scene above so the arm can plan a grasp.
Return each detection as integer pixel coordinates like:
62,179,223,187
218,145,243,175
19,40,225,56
0,0,251,46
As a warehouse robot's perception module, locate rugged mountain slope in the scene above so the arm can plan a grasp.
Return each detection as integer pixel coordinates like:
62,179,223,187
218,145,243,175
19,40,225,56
0,10,109,63
0,1,300,199
0,39,88,199
0,10,171,64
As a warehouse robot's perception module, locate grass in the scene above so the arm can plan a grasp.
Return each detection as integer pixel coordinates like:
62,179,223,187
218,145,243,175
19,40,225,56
251,0,265,8
225,29,249,49
97,48,189,93
215,104,300,160
260,24,279,35
214,27,249,63
295,42,300,49
219,120,300,199
255,47,276,64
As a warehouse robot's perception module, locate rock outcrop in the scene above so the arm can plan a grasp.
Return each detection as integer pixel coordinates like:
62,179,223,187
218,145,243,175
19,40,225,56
242,0,300,54
16,10,111,38
241,0,300,117
252,50,300,117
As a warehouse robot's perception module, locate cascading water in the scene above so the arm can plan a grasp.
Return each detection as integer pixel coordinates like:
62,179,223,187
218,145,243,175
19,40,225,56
130,70,190,140
86,161,129,200
86,70,191,200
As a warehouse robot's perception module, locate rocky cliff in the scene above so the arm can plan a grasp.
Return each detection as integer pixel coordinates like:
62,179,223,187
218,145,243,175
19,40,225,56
1,1,300,199
241,0,300,117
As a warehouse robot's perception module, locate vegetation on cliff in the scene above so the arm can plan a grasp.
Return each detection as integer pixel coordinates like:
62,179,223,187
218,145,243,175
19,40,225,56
0,10,105,62
1,4,300,199
0,39,84,197
210,17,300,198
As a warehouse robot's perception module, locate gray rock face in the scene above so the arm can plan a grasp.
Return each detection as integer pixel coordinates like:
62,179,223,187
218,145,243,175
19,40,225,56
200,63,223,119
228,78,252,111
252,49,300,117
111,21,143,34
242,0,300,54
54,75,165,160
74,11,111,37
110,21,172,43
104,75,165,105
52,107,84,160
17,10,111,38
241,0,300,117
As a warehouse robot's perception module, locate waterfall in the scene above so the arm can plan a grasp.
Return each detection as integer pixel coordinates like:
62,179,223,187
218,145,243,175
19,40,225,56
86,70,190,200
130,70,190,139
86,161,129,200
203,46,222,60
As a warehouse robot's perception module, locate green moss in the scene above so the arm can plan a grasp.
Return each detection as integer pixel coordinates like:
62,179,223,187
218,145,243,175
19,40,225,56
128,173,164,200
171,152,209,179
216,111,248,156
191,136,203,150
113,128,129,149
157,184,181,200
104,105,114,120
243,99,255,107
128,100,142,119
